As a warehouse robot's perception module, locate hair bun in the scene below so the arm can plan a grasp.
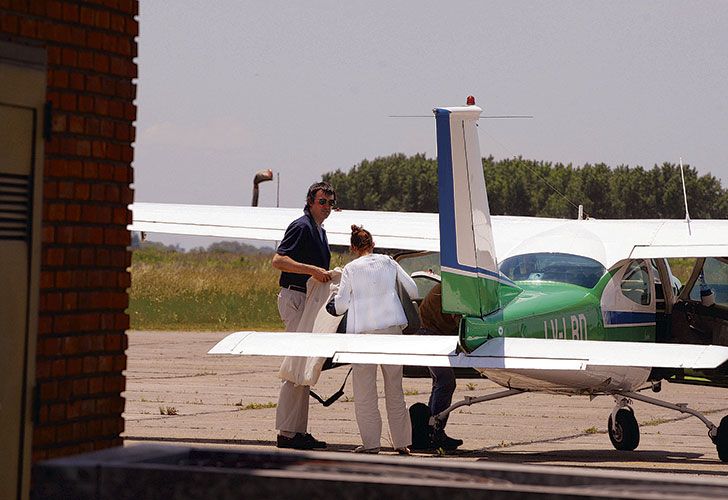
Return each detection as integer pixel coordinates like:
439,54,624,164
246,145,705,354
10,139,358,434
351,224,361,233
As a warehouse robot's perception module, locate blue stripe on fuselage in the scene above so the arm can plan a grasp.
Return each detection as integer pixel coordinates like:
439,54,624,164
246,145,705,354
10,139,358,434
604,311,656,326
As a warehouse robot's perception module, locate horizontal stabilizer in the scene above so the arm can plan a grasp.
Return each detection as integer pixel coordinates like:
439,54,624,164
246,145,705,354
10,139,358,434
208,333,728,370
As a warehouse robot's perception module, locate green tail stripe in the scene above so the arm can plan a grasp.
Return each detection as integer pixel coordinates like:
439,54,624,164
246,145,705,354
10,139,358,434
441,270,499,316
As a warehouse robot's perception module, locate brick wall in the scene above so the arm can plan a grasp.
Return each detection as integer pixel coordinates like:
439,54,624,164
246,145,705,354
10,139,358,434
0,0,137,460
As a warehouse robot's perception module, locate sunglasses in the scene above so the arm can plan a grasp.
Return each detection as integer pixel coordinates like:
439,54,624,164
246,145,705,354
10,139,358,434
316,198,336,207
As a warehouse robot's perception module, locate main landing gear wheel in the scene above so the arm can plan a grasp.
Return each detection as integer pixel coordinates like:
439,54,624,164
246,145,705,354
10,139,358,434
716,415,728,462
608,408,640,451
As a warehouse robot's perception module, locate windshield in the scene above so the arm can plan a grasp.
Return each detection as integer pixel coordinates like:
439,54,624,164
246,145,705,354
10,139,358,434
500,252,606,289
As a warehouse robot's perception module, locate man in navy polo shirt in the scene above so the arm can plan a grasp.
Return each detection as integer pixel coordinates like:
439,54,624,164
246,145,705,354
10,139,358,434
271,181,335,449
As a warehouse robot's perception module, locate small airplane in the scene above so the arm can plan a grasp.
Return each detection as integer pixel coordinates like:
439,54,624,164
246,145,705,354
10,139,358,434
130,99,728,461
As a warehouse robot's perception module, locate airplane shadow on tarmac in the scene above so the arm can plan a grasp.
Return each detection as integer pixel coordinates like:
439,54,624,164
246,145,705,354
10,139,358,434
463,448,728,477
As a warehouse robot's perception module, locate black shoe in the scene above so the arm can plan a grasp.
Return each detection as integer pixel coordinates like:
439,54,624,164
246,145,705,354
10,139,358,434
432,430,463,451
441,435,463,450
277,433,326,450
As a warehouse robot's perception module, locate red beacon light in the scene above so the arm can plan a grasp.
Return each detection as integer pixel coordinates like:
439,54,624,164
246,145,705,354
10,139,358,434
466,95,476,106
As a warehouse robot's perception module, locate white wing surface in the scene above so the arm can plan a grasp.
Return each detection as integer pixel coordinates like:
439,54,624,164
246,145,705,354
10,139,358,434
130,202,728,265
209,332,728,370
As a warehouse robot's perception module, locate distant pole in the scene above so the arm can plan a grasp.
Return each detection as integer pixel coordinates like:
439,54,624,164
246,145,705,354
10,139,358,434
679,158,692,235
276,173,280,208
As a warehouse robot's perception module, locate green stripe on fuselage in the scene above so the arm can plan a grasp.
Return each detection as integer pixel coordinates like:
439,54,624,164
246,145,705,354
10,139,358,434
460,281,655,353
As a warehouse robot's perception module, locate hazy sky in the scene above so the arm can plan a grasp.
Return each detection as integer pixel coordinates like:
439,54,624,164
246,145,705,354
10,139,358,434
134,1,728,246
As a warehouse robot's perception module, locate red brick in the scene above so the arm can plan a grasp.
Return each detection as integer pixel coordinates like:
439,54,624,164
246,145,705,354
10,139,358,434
36,359,52,379
49,403,66,422
46,247,64,266
69,115,84,133
40,271,55,289
33,426,56,447
92,141,106,158
47,203,65,221
63,292,78,311
74,183,90,200
58,181,73,199
69,71,85,90
42,226,55,245
101,119,114,137
62,2,79,22
60,92,76,112
46,0,62,18
51,358,66,377
66,204,81,221
61,47,77,67
94,96,109,115
55,270,72,287
83,162,99,179
95,9,110,29
86,74,102,93
50,69,69,87
76,140,91,156
57,379,72,399
112,207,127,225
91,184,106,201
68,160,83,177
67,357,83,376
88,377,103,394
44,181,59,199
1,13,19,34
45,292,62,311
73,379,89,397
80,6,95,25
65,247,79,266
51,112,66,133
126,16,138,37
79,95,94,113
19,17,36,37
80,247,95,265
40,381,58,400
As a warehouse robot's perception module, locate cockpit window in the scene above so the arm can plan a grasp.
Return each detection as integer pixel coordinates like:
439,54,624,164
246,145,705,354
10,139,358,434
499,253,606,288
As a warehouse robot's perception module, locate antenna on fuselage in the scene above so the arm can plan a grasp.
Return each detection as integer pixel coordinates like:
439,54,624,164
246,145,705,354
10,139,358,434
679,158,692,235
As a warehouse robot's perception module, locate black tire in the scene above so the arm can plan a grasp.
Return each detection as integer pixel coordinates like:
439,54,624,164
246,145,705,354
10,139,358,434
608,408,640,451
716,415,728,462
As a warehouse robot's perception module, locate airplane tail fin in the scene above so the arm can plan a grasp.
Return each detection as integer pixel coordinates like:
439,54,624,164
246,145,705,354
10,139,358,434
435,103,504,317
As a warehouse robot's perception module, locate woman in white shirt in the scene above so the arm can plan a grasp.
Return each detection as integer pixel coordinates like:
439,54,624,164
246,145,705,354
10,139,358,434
333,225,418,454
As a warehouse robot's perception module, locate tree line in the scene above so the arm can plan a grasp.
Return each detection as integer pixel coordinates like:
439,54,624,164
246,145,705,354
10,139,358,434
322,154,728,219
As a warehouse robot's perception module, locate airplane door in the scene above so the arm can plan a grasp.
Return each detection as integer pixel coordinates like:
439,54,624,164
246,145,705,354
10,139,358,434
669,257,728,387
600,260,656,341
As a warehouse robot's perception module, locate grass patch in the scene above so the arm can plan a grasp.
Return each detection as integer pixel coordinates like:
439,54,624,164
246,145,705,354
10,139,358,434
242,402,277,410
465,382,476,391
159,406,178,415
403,388,419,396
584,426,600,434
129,245,353,331
641,417,670,427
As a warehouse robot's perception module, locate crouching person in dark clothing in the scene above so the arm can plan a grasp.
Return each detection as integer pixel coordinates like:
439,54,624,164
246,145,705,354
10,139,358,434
411,283,464,451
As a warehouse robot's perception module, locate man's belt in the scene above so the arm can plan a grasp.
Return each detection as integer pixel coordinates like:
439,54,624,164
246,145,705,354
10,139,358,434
283,284,306,293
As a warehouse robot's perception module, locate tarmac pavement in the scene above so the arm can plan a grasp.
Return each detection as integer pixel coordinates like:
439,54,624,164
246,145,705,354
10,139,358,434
122,331,728,479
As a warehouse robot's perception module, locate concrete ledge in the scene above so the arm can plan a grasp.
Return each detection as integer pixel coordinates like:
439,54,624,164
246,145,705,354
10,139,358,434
32,444,728,499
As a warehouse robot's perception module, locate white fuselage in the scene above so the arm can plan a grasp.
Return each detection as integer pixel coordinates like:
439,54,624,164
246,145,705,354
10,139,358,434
480,366,651,395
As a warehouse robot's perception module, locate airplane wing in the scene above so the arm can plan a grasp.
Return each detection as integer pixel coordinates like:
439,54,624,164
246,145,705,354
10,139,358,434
129,202,441,251
208,332,728,371
129,202,728,265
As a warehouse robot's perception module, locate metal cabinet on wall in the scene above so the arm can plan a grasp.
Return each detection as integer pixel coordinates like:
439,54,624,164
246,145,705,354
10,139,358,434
0,40,46,500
